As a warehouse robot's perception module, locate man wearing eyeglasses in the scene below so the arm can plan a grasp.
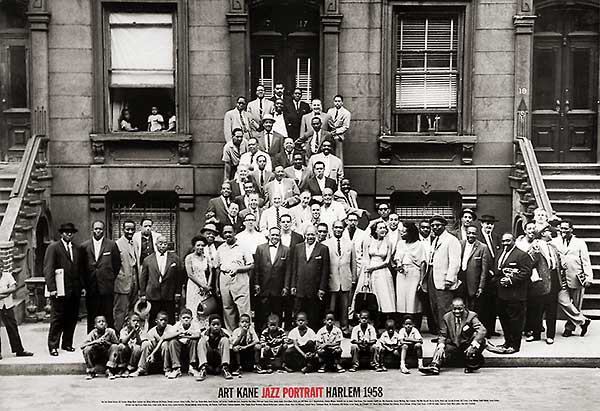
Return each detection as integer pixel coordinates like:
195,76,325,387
367,202,391,230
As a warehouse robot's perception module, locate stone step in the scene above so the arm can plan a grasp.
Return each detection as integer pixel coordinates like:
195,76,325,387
543,175,600,190
541,164,600,176
582,309,600,319
551,199,600,213
556,212,600,226
547,188,600,201
571,225,600,239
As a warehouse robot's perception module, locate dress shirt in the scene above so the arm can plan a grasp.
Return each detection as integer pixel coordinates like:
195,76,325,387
273,112,288,137
462,241,474,271
350,324,377,343
62,239,74,261
269,243,279,264
288,326,317,346
482,232,495,258
264,132,272,152
316,326,343,345
216,241,254,273
316,176,326,193
236,230,267,255
311,131,321,154
305,242,316,261
293,168,303,182
156,252,167,276
92,237,103,261
0,272,16,309
280,232,292,247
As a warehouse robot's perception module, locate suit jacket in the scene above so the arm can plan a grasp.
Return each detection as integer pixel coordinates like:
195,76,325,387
478,230,501,259
257,130,285,158
333,189,366,218
324,237,357,292
223,215,245,233
300,176,337,199
551,235,593,288
459,240,490,297
139,252,184,301
132,231,160,274
285,99,311,140
527,241,553,297
249,169,275,194
81,237,121,296
288,242,330,299
206,196,233,227
494,246,533,301
115,236,137,294
247,98,274,132
296,129,334,158
223,108,252,142
254,243,291,297
307,153,344,183
43,240,82,297
230,179,260,199
263,178,300,207
284,165,312,189
326,106,351,141
300,111,331,136
430,230,462,291
439,310,487,348
342,227,367,271
273,150,295,169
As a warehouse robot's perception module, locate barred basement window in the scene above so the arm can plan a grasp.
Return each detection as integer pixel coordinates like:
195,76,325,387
393,12,462,133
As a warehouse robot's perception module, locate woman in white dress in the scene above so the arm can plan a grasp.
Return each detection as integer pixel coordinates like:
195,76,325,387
184,235,212,329
356,221,396,324
394,222,427,320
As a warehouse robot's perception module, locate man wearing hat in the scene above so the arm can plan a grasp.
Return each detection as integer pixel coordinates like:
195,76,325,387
257,113,284,159
452,208,478,241
201,223,221,291
247,84,275,136
477,215,501,337
420,297,487,375
427,215,462,336
44,223,82,356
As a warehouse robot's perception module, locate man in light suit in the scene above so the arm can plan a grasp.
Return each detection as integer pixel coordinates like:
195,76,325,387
458,225,490,312
224,96,253,142
289,190,313,232
300,161,337,203
44,223,82,356
81,220,121,332
300,98,331,137
334,178,369,219
285,152,312,189
307,140,343,185
288,225,330,329
263,165,300,208
326,94,351,161
324,220,357,334
139,235,184,325
206,182,235,230
247,85,274,135
297,116,334,159
420,297,487,375
259,194,286,235
132,218,161,276
553,220,593,337
254,227,292,331
114,220,138,331
257,114,284,159
490,233,533,354
343,212,366,274
285,87,311,140
427,215,462,336
239,137,273,174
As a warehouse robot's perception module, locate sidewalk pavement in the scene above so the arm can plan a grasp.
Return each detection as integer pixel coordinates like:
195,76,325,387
1,319,598,375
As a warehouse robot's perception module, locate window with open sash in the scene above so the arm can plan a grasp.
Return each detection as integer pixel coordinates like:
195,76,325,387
393,12,461,133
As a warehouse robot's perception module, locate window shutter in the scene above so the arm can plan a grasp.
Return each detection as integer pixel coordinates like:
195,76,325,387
259,56,275,98
295,57,312,103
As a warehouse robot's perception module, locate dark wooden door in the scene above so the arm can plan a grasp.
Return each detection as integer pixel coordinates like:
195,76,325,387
532,5,599,163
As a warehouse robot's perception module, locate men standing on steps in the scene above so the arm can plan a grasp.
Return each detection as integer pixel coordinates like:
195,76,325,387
44,223,82,356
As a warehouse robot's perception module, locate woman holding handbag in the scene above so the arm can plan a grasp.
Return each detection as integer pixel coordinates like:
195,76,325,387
184,235,213,330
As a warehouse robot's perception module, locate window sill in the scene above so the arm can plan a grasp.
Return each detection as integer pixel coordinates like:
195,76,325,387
378,134,477,165
89,132,192,164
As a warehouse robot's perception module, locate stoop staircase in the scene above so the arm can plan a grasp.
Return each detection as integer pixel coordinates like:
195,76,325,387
0,163,20,222
541,164,600,319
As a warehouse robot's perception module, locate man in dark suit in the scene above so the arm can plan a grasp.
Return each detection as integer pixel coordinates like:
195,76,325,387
253,227,292,331
279,213,304,329
257,114,284,159
285,87,311,141
288,225,330,329
81,220,121,332
420,297,487,375
139,235,184,325
44,223,82,356
224,202,244,233
297,116,334,159
489,233,533,354
284,152,312,189
300,161,337,203
206,182,234,231
458,225,490,312
273,137,296,169
477,214,501,337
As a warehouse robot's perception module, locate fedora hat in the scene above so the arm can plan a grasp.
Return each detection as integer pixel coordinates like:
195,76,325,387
261,113,275,123
200,223,219,235
196,293,218,316
134,299,152,321
479,214,499,223
460,208,477,220
429,215,448,226
58,223,78,233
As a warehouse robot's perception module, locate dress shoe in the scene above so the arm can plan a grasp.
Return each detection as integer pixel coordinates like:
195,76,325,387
502,347,519,354
418,366,439,375
485,344,507,354
545,338,554,345
62,346,75,352
525,335,540,342
16,351,34,357
580,319,591,337
562,329,573,337
430,337,439,343
464,368,474,374
50,349,59,356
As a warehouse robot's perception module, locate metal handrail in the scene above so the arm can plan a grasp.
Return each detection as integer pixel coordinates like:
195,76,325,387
515,135,553,215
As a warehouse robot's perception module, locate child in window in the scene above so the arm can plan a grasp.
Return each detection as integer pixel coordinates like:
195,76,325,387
258,313,286,373
81,315,119,380
374,318,401,372
398,315,424,374
167,111,176,132
117,312,144,378
119,109,138,132
349,310,377,372
230,313,260,376
283,312,317,373
147,106,164,132
316,311,345,373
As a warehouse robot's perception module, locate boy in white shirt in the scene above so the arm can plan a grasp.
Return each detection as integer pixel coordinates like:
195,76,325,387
374,318,401,372
0,271,33,360
147,106,164,131
284,312,317,373
230,313,260,375
163,308,202,379
398,315,424,374
349,310,377,372
316,311,345,373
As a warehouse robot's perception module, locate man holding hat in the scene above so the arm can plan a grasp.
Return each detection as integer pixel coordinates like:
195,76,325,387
427,215,462,336
452,208,478,241
201,223,221,292
257,113,284,159
44,222,82,356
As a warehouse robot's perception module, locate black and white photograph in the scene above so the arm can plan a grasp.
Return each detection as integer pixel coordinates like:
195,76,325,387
0,0,598,410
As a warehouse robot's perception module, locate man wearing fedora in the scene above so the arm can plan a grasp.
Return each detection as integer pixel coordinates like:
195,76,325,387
257,113,284,160
452,208,478,241
139,235,185,325
477,215,502,337
427,215,461,337
201,223,221,291
44,222,82,356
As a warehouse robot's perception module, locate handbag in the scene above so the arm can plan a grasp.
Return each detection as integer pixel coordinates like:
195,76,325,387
196,290,218,316
354,275,379,313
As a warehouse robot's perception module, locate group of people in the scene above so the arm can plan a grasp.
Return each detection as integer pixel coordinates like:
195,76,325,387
118,106,176,132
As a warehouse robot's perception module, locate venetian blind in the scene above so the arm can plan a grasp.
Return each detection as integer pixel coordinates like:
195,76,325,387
295,57,312,103
395,16,458,110
259,56,275,98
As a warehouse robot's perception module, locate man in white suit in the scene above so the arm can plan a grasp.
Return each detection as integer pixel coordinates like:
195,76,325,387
223,96,253,142
263,165,300,208
427,215,462,336
300,98,331,137
342,212,366,274
247,85,274,136
553,220,593,337
307,140,343,185
132,218,160,277
326,94,351,161
334,178,369,219
324,220,357,335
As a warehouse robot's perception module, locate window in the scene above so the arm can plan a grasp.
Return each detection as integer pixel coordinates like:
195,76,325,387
259,55,275,98
392,9,463,134
93,1,188,135
296,56,313,103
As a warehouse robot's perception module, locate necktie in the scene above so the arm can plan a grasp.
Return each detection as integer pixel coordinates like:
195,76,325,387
250,152,255,165
276,206,281,229
334,109,339,121
267,132,271,151
288,152,292,164
314,131,320,153
259,99,263,117
295,101,299,111
498,249,507,270
260,172,264,187
455,319,461,337
337,238,342,256
485,234,495,258
239,111,246,133
348,228,355,240
68,243,73,262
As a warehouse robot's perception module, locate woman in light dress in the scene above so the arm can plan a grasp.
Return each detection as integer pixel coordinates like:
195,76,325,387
394,222,427,322
184,235,212,330
355,221,396,324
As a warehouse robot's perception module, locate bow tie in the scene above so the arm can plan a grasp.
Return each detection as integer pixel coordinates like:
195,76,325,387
269,244,278,248
159,252,166,257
